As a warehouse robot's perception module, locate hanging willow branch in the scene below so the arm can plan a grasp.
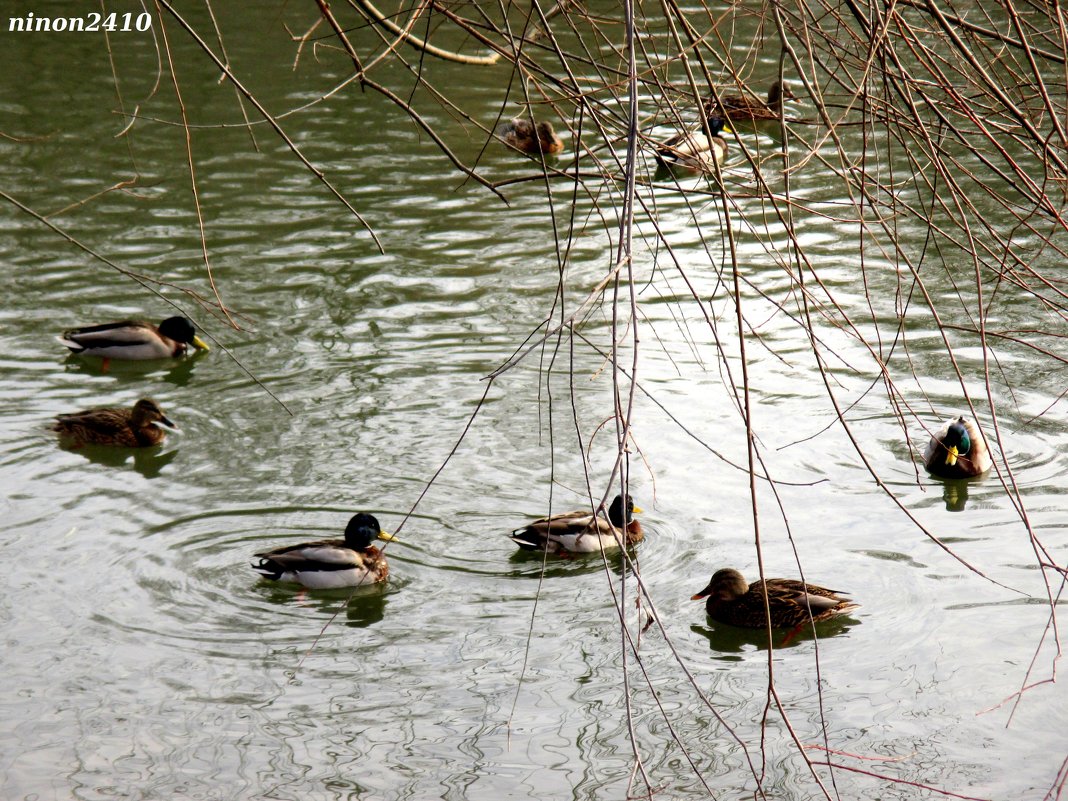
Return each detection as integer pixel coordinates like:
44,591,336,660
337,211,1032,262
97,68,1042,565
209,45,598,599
346,0,501,64
140,0,1068,796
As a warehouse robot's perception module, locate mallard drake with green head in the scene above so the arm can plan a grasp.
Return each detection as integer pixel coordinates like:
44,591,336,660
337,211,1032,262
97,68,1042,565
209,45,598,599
509,494,643,553
923,416,992,478
252,513,397,589
53,398,177,448
707,80,797,123
60,316,210,361
692,568,857,629
655,115,728,174
499,118,565,155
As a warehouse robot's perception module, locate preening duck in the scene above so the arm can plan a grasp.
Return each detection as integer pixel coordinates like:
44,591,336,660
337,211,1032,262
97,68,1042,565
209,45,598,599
655,115,728,174
499,117,565,155
691,568,858,629
923,416,992,478
252,513,396,589
59,316,210,361
509,494,643,554
53,397,177,448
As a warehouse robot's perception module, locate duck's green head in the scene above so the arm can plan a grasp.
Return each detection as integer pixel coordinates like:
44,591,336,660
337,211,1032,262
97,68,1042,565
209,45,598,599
160,316,210,351
942,418,973,466
607,494,643,527
705,116,729,137
344,513,396,549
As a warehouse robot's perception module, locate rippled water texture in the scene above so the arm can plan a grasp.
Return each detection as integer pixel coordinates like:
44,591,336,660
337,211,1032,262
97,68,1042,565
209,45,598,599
1,3,1067,800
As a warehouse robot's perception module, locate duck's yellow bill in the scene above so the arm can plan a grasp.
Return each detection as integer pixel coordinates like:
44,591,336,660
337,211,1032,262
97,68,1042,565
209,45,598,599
945,445,959,467
632,505,644,514
377,530,398,542
192,335,211,351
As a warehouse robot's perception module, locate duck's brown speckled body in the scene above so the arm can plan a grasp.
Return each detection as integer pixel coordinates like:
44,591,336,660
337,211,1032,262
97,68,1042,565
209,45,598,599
499,118,564,155
692,568,857,629
707,80,797,123
53,398,176,448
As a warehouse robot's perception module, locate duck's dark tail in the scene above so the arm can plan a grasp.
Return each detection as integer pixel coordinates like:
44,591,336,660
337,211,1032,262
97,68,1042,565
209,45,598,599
508,530,543,551
250,558,282,581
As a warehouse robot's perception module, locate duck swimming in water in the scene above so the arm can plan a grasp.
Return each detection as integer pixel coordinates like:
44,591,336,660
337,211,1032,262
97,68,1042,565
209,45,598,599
499,117,565,155
706,80,797,123
655,115,729,174
59,315,210,361
509,494,643,554
53,398,177,448
923,416,992,478
252,513,397,589
692,568,858,629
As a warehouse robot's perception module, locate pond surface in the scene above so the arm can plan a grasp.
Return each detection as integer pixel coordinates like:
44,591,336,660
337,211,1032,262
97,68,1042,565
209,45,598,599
1,2,1066,800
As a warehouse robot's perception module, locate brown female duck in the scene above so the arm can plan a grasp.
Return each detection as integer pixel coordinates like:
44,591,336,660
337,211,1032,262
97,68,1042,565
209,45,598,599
692,568,857,629
499,118,565,155
707,80,797,123
53,398,177,448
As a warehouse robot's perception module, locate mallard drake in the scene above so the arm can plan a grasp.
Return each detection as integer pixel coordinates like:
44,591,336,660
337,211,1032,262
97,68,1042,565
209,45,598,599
252,513,396,589
923,416,992,478
655,115,728,174
499,118,565,155
59,316,210,361
692,568,858,629
53,397,177,448
509,494,644,553
707,80,797,123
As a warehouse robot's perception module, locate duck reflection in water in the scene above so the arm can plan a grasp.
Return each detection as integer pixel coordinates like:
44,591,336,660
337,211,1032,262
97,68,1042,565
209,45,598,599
939,478,977,512
692,613,859,653
258,581,389,629
62,345,207,386
55,442,180,479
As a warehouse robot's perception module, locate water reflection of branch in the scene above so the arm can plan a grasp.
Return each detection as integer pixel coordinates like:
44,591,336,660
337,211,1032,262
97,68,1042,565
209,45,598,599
141,0,1068,793
808,760,993,801
155,0,384,251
